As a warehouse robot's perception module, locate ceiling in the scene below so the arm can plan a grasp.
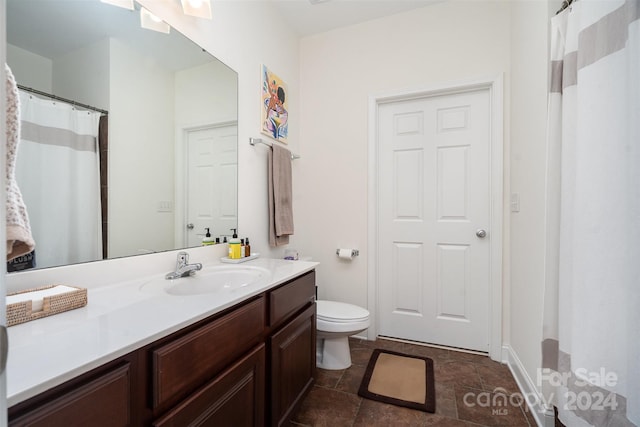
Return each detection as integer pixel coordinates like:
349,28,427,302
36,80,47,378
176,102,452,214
6,0,215,72
268,0,442,37
6,0,441,70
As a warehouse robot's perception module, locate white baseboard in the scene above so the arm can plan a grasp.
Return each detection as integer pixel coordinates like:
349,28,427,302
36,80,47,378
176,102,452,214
502,345,555,427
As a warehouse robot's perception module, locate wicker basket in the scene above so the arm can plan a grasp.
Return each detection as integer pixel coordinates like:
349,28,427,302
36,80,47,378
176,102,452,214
7,285,88,327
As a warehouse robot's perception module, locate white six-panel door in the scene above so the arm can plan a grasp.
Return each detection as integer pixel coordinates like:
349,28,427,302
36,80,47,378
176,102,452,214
377,88,490,352
186,124,238,247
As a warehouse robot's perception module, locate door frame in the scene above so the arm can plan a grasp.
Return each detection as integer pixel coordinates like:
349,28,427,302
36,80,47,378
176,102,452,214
367,75,504,361
174,120,237,248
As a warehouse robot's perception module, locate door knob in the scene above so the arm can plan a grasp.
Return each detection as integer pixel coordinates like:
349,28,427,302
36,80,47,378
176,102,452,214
476,229,487,238
186,223,194,230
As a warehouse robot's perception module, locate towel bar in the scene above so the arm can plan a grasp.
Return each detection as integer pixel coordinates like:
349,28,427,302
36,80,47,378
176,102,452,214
249,137,300,160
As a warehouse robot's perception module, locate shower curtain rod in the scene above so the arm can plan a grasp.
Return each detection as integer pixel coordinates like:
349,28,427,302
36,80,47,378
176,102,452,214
17,84,109,115
249,137,300,160
556,0,575,14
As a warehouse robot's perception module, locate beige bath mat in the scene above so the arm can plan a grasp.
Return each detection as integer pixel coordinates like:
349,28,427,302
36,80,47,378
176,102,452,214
358,349,435,413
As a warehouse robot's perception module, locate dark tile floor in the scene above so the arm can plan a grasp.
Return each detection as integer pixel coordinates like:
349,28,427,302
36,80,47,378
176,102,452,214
292,337,538,427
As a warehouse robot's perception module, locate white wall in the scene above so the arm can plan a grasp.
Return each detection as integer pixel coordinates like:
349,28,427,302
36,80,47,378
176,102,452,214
8,39,110,109
108,38,176,257
297,1,511,306
509,0,559,399
175,60,237,127
6,44,52,92
52,38,110,111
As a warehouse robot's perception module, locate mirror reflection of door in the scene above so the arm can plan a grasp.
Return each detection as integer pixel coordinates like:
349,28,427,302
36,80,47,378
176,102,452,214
185,124,238,247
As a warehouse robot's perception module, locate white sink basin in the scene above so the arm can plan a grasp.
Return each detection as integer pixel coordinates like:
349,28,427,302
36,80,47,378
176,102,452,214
140,265,272,296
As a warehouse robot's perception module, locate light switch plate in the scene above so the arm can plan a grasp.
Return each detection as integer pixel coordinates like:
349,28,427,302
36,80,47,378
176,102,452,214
510,193,520,212
157,201,173,213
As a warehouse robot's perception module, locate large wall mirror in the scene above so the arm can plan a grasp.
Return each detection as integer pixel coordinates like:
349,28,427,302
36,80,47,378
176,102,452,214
6,0,238,272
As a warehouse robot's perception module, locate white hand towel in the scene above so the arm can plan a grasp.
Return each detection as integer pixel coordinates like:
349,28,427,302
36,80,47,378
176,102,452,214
5,64,35,261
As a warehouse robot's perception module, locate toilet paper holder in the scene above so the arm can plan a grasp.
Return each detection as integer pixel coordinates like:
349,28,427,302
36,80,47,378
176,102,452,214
336,249,359,257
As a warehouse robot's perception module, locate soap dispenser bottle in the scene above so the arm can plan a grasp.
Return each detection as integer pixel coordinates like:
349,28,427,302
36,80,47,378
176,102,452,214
228,229,241,259
202,228,214,246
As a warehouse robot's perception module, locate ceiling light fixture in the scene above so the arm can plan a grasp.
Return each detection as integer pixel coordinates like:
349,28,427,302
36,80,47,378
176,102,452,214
180,0,212,19
140,7,170,34
100,0,134,10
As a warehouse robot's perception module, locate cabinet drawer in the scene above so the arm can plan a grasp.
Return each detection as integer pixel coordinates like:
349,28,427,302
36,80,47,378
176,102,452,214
269,271,315,327
10,363,130,427
152,296,265,409
153,344,265,427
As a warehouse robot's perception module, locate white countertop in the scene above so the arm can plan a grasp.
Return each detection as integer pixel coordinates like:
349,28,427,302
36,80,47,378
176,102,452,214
7,257,318,407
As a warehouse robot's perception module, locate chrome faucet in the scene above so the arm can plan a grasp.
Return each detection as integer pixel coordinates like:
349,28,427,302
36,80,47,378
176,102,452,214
165,251,202,280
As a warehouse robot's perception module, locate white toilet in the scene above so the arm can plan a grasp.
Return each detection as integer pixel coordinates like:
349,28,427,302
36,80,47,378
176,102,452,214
315,300,370,370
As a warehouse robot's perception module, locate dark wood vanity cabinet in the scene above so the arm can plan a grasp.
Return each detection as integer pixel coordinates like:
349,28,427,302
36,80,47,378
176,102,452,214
152,343,266,427
267,271,316,426
8,269,316,427
9,360,137,427
269,304,316,426
151,296,266,413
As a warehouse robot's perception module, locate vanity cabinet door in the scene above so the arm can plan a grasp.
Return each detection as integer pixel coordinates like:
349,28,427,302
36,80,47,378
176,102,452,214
9,363,131,427
152,296,265,411
153,344,265,427
269,303,316,427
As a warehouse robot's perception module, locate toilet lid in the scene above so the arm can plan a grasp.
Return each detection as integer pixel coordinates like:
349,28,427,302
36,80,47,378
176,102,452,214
316,300,369,323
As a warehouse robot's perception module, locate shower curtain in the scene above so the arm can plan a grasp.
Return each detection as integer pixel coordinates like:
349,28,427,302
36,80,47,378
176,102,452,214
542,1,639,426
16,92,103,269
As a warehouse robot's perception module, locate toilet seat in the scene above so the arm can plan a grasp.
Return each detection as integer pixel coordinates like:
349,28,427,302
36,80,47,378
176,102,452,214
316,300,369,324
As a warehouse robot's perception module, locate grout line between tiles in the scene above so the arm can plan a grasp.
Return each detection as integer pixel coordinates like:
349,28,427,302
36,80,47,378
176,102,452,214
351,395,363,427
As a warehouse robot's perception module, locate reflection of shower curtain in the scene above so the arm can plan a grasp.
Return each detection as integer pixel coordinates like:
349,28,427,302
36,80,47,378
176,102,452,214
16,92,102,269
542,2,639,426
